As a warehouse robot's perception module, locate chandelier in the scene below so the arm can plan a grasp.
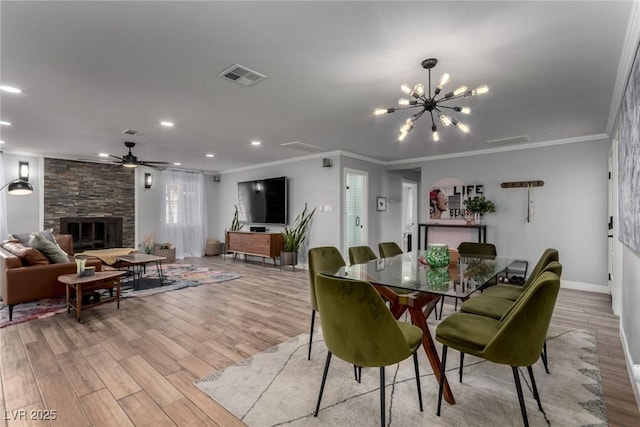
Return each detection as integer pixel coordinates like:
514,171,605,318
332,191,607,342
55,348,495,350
374,58,488,142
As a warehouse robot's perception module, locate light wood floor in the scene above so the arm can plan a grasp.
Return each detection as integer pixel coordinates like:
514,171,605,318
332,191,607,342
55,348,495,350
1,256,638,426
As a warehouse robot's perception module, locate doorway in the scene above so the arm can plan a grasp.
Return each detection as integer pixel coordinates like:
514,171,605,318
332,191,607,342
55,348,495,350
401,180,418,252
344,169,368,257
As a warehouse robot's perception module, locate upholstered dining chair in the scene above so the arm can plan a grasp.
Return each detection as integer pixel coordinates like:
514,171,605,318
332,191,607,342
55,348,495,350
378,241,403,258
459,261,562,376
436,241,497,319
307,246,346,360
348,245,378,265
313,273,424,427
482,248,559,301
435,271,561,426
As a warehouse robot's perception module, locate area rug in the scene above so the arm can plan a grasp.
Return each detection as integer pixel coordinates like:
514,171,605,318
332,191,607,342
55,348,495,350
195,327,607,427
0,264,241,328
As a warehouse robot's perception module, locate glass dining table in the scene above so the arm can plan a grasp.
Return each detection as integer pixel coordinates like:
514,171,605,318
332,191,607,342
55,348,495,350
320,251,516,405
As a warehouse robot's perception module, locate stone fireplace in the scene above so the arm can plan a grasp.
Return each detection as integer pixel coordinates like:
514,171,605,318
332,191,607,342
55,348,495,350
60,217,123,252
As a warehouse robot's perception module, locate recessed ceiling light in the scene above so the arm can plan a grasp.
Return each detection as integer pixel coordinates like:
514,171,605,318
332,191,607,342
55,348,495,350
173,162,181,166
98,153,109,157
0,140,5,144
0,85,21,94
160,121,175,127
251,141,261,146
0,121,12,126
206,154,215,158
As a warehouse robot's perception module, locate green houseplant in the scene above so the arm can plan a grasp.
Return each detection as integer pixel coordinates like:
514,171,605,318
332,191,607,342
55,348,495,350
225,205,245,255
463,195,496,224
281,203,317,269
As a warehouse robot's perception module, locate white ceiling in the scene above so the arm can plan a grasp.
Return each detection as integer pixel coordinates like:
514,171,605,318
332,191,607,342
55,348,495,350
0,1,636,172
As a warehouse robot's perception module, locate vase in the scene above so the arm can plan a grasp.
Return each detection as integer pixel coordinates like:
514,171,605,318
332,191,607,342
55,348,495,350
426,243,450,268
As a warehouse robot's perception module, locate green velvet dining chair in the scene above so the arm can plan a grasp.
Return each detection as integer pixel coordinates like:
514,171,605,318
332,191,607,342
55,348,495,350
483,248,559,301
313,273,424,427
348,245,378,265
307,246,346,360
436,241,497,319
435,271,561,427
459,261,562,376
378,241,403,258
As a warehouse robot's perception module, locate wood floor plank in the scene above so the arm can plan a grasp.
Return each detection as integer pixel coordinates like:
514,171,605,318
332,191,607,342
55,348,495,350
80,389,134,427
119,355,183,408
37,372,90,427
84,351,142,400
57,351,106,397
163,398,220,427
118,391,176,427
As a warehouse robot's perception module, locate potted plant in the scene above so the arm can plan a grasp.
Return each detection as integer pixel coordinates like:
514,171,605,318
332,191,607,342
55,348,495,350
225,205,245,255
281,203,317,270
463,195,496,224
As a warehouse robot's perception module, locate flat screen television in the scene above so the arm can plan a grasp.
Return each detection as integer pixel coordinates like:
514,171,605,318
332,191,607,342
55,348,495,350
237,176,288,225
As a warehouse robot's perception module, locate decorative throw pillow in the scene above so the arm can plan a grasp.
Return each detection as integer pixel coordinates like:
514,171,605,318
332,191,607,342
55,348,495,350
27,233,70,264
12,229,57,246
1,240,50,266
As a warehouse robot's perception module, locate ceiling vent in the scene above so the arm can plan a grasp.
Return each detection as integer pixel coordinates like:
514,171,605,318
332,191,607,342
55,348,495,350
122,129,151,137
219,64,267,87
280,141,328,153
486,135,530,145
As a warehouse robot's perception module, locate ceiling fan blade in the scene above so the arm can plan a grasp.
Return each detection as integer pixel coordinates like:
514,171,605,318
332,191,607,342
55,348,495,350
140,161,171,165
109,155,124,161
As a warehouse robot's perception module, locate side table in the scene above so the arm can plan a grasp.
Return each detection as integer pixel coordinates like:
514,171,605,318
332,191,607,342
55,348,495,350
58,271,125,322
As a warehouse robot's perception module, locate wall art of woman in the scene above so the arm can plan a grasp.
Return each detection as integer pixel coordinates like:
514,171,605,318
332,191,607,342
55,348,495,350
430,189,448,219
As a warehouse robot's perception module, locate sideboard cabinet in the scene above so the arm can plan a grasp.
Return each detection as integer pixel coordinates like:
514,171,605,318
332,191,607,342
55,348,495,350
226,231,284,267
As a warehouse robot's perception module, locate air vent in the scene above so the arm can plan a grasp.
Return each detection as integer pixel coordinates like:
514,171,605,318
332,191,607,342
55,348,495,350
486,135,530,145
122,129,151,137
218,64,267,87
280,141,328,153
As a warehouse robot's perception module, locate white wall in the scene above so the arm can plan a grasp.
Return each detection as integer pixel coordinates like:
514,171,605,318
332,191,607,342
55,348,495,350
416,139,610,290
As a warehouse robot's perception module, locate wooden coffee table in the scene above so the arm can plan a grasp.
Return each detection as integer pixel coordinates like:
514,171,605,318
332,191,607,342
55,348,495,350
58,270,126,322
115,253,166,290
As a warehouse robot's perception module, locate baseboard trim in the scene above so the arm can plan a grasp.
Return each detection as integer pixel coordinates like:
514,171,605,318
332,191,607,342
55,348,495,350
620,323,640,413
560,280,610,294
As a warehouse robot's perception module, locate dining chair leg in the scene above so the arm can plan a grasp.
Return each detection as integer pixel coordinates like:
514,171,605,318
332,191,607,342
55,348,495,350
527,366,543,412
454,297,458,312
438,297,445,320
437,345,448,416
541,341,550,374
459,352,465,383
379,366,386,427
314,351,332,417
353,365,362,383
308,310,316,360
512,366,530,427
412,352,423,411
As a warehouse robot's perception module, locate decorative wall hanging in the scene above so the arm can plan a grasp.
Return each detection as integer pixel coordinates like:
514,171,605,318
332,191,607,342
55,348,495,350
501,180,545,223
429,178,486,222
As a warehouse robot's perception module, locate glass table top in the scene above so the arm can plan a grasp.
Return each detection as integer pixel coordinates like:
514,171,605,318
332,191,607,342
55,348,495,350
322,251,516,299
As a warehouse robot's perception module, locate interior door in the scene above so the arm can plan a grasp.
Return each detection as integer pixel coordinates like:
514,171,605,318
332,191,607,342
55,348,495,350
402,181,418,252
344,169,368,257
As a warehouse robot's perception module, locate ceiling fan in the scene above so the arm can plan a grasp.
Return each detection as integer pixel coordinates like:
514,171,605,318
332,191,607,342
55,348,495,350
110,141,170,168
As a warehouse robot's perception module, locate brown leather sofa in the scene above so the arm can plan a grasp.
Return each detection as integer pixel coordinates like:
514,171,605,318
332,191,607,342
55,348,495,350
0,234,102,321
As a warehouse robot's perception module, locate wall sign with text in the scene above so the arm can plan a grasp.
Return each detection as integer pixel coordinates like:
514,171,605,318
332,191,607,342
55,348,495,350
429,179,484,221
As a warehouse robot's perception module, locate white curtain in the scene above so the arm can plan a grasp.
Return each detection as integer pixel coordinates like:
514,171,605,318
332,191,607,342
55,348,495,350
158,170,207,259
0,153,7,239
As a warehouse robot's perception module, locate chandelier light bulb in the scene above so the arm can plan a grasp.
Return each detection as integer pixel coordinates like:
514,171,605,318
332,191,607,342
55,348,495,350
453,85,468,96
472,85,489,95
432,125,440,142
440,115,453,127
401,84,412,95
374,108,388,116
461,107,471,114
400,123,413,134
398,132,408,141
457,122,471,133
438,73,450,88
414,84,425,96
398,98,410,106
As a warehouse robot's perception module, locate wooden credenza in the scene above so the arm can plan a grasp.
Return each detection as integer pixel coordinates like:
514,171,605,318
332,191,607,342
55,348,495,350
226,231,284,267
